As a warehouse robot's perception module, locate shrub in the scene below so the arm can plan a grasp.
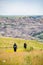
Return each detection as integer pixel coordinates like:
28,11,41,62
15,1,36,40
26,46,34,52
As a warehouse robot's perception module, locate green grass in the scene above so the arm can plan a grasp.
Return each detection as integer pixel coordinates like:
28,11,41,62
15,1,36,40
0,37,43,65
0,37,43,50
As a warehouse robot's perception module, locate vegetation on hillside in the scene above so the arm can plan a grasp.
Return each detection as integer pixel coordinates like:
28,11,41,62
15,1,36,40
0,37,43,65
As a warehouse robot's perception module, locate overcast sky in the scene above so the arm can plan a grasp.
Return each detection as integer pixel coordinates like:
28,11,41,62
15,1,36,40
0,0,43,15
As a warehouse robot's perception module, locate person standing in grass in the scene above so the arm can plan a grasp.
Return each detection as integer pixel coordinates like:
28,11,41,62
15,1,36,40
24,43,27,49
13,43,17,52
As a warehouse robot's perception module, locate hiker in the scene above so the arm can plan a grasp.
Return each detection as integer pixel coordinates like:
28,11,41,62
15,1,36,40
24,43,27,49
13,43,17,52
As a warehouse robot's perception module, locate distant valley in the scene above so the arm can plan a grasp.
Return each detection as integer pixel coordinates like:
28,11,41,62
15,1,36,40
0,16,43,41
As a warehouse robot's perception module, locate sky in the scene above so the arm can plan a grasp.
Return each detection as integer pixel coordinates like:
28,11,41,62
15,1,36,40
0,0,43,15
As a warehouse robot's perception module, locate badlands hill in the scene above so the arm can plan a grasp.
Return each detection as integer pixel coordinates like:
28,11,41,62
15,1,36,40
0,16,43,41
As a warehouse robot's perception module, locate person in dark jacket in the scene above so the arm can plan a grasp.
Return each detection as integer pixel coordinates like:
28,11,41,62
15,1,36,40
24,43,27,49
13,43,17,52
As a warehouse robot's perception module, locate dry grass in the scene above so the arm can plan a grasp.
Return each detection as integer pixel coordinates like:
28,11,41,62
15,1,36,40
0,37,43,65
0,49,43,65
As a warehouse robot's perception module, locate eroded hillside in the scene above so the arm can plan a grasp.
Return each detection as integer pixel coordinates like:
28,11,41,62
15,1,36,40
0,16,43,41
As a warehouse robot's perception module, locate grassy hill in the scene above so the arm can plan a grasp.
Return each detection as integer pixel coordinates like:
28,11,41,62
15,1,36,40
0,37,43,65
0,37,43,51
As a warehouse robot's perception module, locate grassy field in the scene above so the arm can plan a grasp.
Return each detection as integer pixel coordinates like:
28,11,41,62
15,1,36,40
0,37,43,65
